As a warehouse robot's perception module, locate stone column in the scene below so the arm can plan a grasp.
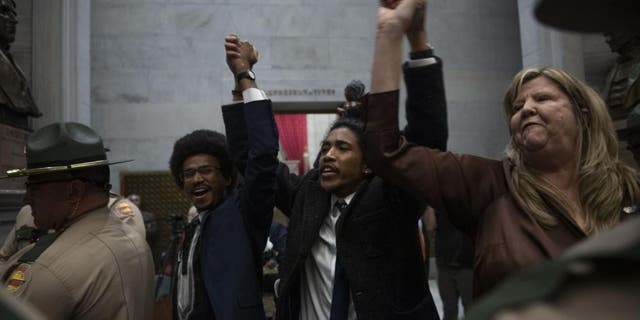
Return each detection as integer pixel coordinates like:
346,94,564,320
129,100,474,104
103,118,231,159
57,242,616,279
31,0,91,129
517,0,585,79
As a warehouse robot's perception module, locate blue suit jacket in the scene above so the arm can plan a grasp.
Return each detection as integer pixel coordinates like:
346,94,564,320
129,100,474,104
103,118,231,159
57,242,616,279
198,99,279,320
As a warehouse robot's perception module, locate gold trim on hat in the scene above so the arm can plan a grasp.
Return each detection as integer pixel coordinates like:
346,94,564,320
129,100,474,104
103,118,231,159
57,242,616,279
4,159,133,178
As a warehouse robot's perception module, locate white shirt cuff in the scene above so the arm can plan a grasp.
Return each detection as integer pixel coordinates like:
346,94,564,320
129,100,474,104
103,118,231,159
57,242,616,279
407,57,438,68
243,88,269,103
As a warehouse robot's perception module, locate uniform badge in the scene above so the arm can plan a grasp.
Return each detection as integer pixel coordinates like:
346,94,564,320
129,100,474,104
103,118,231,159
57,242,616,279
5,263,31,295
113,201,134,221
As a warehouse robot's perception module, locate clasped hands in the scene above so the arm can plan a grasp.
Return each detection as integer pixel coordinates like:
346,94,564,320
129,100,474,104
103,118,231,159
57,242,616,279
224,34,258,76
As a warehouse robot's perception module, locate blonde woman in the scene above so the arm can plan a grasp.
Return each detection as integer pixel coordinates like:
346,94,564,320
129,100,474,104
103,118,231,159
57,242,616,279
364,0,640,296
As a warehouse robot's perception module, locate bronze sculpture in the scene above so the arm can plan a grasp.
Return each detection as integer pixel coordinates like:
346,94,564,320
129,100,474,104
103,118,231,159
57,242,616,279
0,0,41,130
602,33,640,121
606,33,640,163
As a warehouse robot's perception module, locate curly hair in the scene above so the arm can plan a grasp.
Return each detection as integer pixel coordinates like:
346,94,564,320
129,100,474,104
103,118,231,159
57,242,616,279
503,66,640,234
169,129,233,188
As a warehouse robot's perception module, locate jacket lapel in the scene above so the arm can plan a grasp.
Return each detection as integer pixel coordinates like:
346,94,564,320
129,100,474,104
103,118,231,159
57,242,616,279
335,179,370,235
301,180,331,251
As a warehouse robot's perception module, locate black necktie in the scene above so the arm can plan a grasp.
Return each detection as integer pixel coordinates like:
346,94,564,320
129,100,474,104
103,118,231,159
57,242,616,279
333,199,347,217
330,200,350,320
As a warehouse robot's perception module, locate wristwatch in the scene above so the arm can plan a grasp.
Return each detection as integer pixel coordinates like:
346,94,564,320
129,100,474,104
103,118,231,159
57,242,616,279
236,69,256,82
409,43,434,59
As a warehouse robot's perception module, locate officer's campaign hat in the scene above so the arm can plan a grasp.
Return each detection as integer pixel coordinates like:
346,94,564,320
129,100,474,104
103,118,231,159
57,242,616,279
1,122,132,178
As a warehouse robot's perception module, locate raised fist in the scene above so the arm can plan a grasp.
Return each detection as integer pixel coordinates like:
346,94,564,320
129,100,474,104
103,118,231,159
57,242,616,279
225,34,259,75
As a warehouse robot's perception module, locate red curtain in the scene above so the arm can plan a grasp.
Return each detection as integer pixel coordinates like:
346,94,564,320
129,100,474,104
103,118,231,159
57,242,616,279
275,114,307,175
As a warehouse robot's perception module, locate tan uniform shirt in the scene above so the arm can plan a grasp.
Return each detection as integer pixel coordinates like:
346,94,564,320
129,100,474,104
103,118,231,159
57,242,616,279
0,195,145,262
108,195,146,238
2,207,155,320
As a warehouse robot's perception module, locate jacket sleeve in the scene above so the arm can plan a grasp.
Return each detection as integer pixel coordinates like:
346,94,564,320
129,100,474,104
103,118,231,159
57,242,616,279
402,56,448,152
274,163,305,218
223,103,302,218
363,91,505,236
236,100,280,246
222,103,249,173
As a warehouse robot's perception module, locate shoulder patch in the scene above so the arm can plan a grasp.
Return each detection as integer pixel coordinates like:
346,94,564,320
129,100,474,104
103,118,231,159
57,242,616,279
112,201,134,221
6,263,31,295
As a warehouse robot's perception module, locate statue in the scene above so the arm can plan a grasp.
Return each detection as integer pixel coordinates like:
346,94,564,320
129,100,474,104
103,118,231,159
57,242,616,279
603,32,640,163
602,32,640,120
0,0,41,130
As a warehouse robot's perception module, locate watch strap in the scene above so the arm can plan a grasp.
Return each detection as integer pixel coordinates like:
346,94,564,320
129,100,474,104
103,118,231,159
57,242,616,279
236,70,255,81
409,44,435,59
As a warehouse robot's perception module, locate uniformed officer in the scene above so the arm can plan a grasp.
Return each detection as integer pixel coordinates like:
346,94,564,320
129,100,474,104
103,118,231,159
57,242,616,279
0,195,145,262
0,122,154,319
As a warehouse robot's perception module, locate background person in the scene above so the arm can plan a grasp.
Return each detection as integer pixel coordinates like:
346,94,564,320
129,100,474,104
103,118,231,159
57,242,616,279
424,206,473,320
126,193,158,252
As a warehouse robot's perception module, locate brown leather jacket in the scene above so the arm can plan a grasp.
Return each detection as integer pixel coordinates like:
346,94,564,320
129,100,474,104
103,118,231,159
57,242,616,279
363,91,635,296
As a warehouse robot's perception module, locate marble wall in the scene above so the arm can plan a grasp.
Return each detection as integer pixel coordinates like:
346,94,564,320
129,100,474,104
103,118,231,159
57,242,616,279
91,0,521,192
31,0,91,128
427,0,521,156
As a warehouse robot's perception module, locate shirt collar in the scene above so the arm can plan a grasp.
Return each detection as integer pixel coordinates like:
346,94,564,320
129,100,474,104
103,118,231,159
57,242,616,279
331,192,355,207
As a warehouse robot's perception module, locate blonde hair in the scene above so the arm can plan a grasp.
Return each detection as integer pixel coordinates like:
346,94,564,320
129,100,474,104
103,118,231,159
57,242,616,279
503,67,640,234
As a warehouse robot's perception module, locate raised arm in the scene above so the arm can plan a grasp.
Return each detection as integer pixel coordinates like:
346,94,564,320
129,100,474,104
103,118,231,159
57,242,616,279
223,34,279,238
402,1,448,151
222,34,258,171
370,0,420,94
364,1,503,235
366,0,441,200
222,35,302,218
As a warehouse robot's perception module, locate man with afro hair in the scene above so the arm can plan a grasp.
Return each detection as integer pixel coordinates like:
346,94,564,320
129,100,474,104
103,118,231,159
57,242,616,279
169,35,279,320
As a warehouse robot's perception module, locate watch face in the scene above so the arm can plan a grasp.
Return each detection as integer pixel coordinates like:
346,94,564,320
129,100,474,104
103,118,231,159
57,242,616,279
238,70,256,81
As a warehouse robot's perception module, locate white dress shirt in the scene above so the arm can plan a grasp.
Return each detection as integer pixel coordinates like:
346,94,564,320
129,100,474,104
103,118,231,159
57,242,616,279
300,193,357,320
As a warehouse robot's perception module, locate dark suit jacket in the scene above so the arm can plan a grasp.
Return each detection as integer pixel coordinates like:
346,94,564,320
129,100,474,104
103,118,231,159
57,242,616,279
223,59,446,320
181,99,278,320
275,170,440,320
